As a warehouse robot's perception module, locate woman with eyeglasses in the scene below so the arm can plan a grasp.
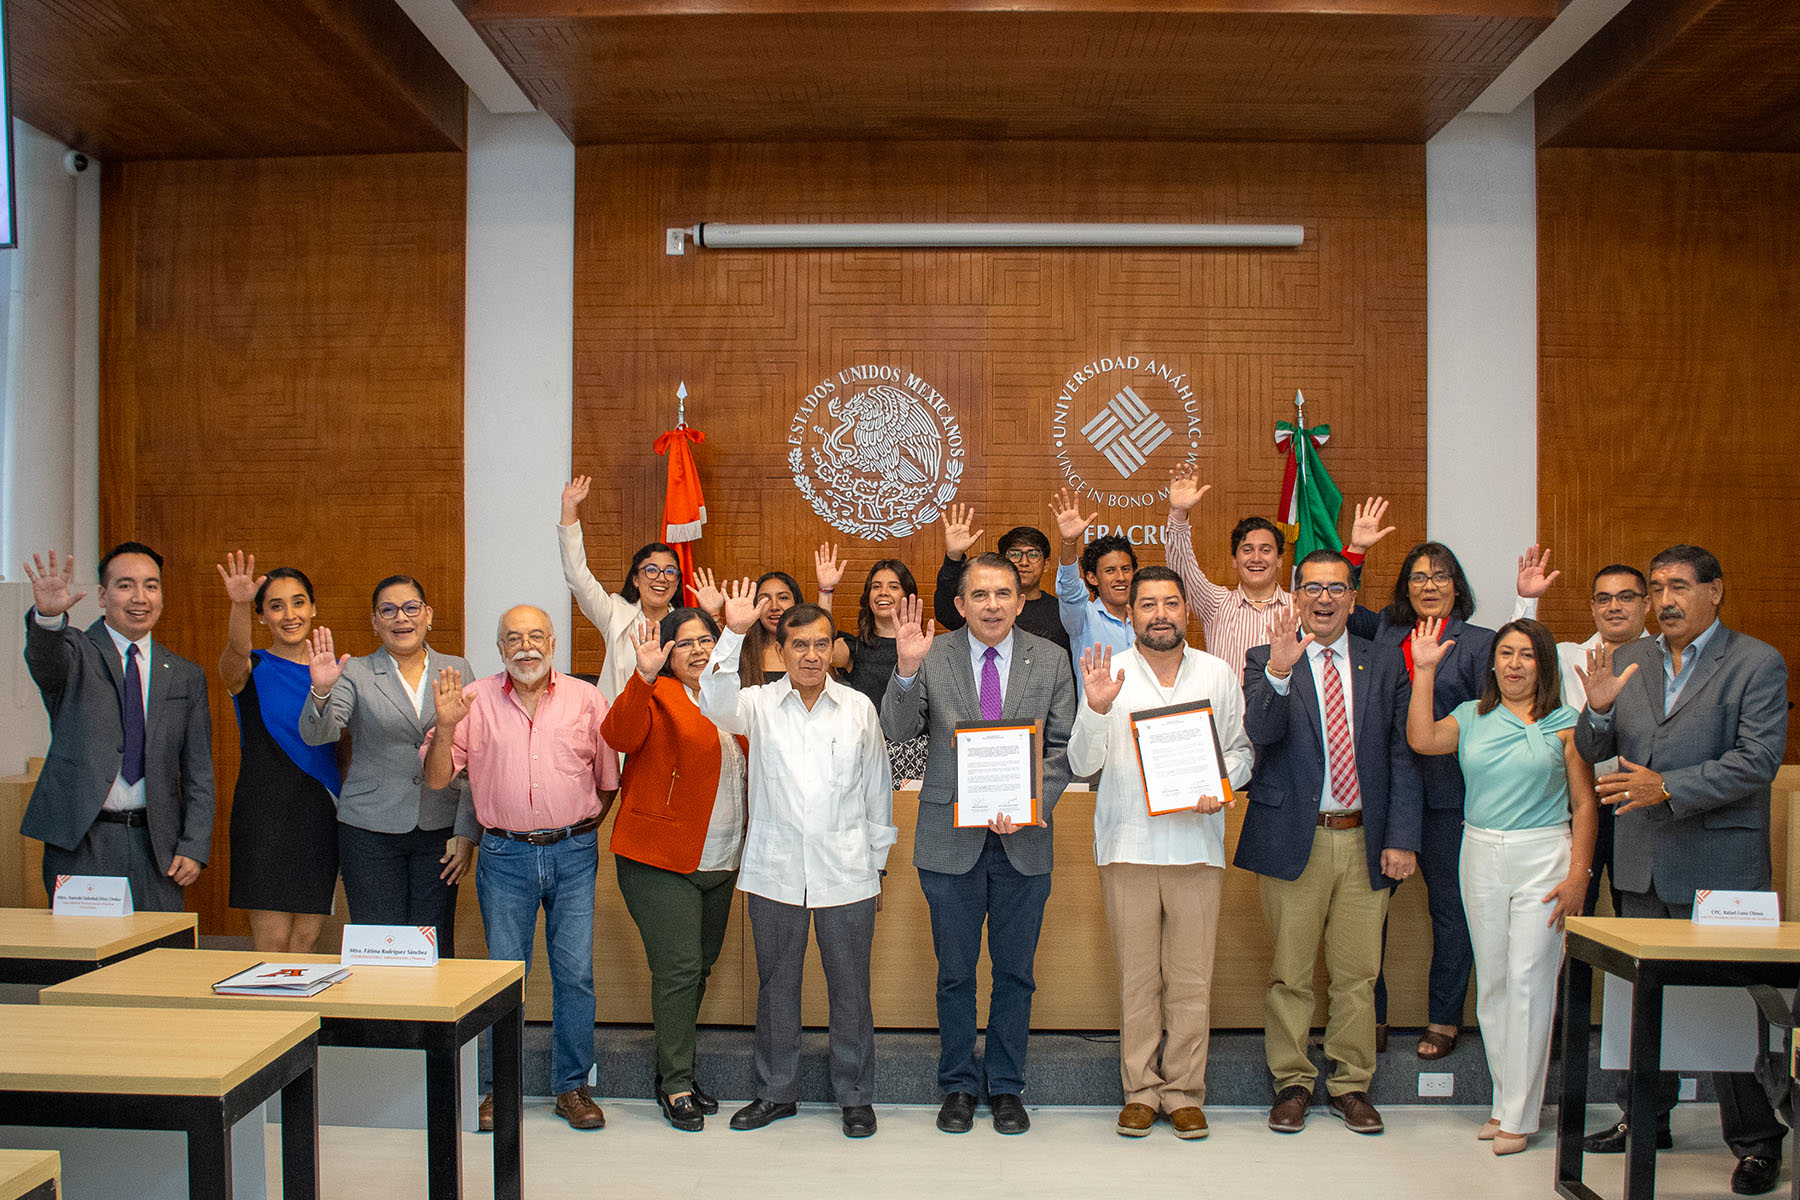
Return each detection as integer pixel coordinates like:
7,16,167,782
216,552,339,952
558,474,686,700
815,548,931,782
300,575,478,946
600,608,747,1132
1406,616,1596,1155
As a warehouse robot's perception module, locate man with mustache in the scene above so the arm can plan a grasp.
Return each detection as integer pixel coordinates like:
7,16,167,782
423,605,620,1130
1238,550,1421,1135
1574,546,1788,1196
1067,566,1253,1140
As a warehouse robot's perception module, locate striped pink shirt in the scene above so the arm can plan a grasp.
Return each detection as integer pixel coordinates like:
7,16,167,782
1163,512,1292,680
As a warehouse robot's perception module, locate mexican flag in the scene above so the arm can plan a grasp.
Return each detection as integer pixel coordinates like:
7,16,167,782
1274,392,1344,562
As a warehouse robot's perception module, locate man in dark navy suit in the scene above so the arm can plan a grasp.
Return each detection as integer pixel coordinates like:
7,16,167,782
1237,549,1421,1136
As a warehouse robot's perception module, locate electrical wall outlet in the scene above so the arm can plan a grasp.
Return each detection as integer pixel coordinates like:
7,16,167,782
666,228,687,255
1418,1072,1454,1098
1678,1077,1698,1101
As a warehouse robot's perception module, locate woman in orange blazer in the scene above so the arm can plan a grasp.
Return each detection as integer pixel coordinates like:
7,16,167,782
601,607,747,1132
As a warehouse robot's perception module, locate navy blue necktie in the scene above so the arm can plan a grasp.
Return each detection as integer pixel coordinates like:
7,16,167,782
121,644,146,786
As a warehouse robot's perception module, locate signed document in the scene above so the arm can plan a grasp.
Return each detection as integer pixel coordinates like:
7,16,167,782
1130,701,1234,817
953,720,1043,828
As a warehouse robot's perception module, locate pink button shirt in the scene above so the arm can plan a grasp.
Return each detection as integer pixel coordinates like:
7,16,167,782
421,671,621,833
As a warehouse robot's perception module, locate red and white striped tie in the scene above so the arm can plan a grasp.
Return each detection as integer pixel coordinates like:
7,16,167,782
1319,648,1362,809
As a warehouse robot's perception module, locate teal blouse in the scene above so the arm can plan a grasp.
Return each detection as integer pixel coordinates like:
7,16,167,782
1452,700,1578,831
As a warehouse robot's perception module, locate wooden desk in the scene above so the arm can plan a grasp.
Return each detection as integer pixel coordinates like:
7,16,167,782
0,1005,317,1200
0,1150,58,1200
1556,917,1800,1200
0,909,199,985
42,949,525,1200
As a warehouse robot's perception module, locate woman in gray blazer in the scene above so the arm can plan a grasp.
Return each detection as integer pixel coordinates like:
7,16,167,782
301,575,479,949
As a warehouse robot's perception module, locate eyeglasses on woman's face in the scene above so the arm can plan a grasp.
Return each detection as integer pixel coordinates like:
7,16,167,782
672,635,716,652
375,600,425,621
639,564,681,581
1408,571,1453,587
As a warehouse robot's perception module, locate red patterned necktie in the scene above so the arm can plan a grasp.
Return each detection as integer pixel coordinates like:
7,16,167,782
1318,647,1362,809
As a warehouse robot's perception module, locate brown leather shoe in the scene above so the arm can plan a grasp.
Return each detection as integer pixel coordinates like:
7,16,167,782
1328,1091,1383,1134
1116,1103,1156,1137
478,1093,494,1133
1268,1085,1311,1133
1168,1107,1209,1140
555,1085,606,1130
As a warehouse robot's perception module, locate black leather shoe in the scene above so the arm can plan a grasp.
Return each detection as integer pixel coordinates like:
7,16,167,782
1583,1120,1672,1154
990,1093,1030,1134
656,1091,704,1132
1732,1155,1781,1195
937,1091,977,1134
842,1105,878,1138
729,1098,798,1131
690,1081,719,1115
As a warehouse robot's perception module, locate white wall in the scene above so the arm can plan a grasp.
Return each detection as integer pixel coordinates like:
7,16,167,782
1424,106,1540,631
462,105,576,677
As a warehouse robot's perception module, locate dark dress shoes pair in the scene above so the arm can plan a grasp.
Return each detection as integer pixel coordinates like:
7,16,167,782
730,1098,798,1131
842,1105,878,1138
935,1091,1029,1134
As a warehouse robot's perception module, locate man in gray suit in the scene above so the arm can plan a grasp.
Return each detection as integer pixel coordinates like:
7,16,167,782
1575,544,1788,1196
881,552,1077,1135
21,545,214,912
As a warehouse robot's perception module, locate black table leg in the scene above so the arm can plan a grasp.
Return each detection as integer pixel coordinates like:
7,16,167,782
1558,952,1594,1197
281,1062,320,1200
1623,968,1665,1200
185,1106,233,1200
491,999,524,1200
425,1036,464,1200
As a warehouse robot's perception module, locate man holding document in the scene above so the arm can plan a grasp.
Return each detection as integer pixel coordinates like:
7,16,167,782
1067,565,1253,1141
881,552,1077,1135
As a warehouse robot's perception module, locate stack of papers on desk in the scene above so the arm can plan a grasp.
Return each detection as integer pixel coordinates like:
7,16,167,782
213,962,352,997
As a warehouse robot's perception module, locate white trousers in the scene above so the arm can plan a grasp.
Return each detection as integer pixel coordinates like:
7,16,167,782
1459,821,1570,1135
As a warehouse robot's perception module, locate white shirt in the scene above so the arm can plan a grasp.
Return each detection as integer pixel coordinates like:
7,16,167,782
394,650,431,718
1265,632,1361,812
36,611,152,812
1067,645,1254,867
696,718,747,872
558,519,648,702
697,628,897,907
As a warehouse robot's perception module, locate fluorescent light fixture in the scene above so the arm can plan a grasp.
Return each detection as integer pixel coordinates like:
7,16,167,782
672,222,1303,252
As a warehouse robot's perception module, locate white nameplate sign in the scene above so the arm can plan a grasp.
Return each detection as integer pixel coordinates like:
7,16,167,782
51,874,134,916
341,924,440,967
1692,889,1780,927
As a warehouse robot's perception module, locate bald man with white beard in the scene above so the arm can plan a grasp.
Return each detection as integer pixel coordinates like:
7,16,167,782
424,605,620,1130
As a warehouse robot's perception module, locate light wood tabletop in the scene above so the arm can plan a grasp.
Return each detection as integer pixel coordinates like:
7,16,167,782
40,949,525,1023
0,1004,316,1097
0,1149,59,1200
1564,916,1800,962
0,910,197,962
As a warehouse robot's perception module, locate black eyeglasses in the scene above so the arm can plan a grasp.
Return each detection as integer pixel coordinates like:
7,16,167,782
1592,590,1644,606
639,565,681,581
375,601,425,620
1408,571,1453,587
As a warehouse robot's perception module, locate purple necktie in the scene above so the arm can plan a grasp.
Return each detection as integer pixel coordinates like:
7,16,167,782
121,643,145,786
980,646,1002,720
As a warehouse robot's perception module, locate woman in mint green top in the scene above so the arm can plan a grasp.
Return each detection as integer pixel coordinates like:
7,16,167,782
1407,617,1597,1155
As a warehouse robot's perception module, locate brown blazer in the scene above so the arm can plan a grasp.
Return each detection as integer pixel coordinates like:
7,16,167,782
600,672,746,873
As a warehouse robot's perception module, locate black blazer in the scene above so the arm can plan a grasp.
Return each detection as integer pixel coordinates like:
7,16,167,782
1348,607,1494,811
22,614,215,870
1233,635,1423,889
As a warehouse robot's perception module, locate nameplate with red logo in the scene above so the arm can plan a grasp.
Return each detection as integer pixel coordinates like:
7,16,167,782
341,924,440,967
51,874,134,916
1692,890,1780,927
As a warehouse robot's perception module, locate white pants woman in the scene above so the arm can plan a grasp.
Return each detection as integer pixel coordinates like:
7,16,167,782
1460,821,1571,1136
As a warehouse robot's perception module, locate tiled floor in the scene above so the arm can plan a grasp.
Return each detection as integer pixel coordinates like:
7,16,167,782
284,1101,1775,1199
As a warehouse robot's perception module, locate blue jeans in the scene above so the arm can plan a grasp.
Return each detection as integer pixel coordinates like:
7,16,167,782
477,829,598,1095
917,831,1052,1097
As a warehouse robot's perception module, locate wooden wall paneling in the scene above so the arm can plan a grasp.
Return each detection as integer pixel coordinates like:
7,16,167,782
99,153,469,934
1537,148,1800,759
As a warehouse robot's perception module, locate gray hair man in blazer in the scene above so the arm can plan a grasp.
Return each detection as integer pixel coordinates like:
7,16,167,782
1574,544,1789,1195
881,551,1076,1136
300,575,478,948
22,545,214,912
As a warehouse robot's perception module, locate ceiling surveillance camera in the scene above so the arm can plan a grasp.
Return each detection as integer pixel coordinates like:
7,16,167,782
63,151,90,176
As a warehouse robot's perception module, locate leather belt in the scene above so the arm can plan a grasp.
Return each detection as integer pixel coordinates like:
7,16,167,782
95,809,149,827
486,815,601,846
1317,811,1364,830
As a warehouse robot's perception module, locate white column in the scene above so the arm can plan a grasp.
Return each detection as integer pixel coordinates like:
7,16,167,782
463,104,575,676
1425,105,1539,631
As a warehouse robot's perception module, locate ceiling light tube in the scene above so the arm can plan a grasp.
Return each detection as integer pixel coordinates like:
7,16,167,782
684,222,1303,249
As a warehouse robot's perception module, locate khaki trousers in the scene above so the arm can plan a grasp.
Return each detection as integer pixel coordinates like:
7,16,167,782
1099,862,1224,1112
1259,827,1390,1097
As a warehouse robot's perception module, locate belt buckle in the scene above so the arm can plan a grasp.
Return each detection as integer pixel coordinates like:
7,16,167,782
525,830,554,846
